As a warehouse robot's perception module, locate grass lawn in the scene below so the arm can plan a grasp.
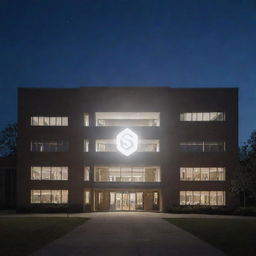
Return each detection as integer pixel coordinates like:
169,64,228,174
0,217,88,256
165,218,256,256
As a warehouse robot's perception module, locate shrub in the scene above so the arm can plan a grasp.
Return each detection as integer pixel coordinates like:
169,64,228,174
232,207,256,216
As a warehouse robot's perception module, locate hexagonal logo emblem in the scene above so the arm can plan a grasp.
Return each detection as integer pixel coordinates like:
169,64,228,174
116,128,138,156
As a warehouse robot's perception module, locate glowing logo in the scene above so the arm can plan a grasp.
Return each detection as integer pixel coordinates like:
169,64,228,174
116,128,138,156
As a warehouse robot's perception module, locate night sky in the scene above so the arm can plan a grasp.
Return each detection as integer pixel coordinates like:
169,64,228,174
0,0,255,145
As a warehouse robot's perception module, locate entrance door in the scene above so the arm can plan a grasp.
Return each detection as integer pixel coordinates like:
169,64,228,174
122,193,130,210
115,193,122,210
130,193,136,210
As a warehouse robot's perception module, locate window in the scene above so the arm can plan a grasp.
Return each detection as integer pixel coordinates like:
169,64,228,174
31,166,68,180
95,139,160,152
31,116,68,126
84,140,89,152
179,142,225,152
153,192,159,206
84,166,90,181
180,112,225,121
84,191,90,205
180,167,225,181
84,113,89,126
179,191,225,205
94,166,160,182
31,190,68,204
31,141,69,152
95,112,160,127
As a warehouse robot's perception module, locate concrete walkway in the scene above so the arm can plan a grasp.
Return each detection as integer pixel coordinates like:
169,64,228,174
31,212,225,256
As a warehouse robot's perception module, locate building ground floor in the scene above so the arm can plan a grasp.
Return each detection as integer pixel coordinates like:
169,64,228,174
87,189,160,212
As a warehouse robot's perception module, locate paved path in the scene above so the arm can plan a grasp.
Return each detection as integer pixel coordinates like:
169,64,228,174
32,212,225,256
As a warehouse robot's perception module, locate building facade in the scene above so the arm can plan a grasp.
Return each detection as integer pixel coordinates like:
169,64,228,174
17,87,238,212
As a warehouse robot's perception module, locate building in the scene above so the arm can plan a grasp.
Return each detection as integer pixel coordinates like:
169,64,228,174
16,87,238,212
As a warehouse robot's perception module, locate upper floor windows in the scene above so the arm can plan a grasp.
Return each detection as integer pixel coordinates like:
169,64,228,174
31,190,68,204
31,116,68,126
180,167,225,181
179,142,225,152
31,166,68,180
180,112,225,121
94,166,161,182
95,139,160,152
95,112,160,127
31,141,69,152
84,166,90,181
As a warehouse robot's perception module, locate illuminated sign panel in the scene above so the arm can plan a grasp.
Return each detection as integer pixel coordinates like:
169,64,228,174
116,128,138,156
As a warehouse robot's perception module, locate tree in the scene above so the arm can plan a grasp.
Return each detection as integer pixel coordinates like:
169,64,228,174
0,123,17,157
231,130,256,207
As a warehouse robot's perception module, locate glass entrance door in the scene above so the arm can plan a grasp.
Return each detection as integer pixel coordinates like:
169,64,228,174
109,192,143,211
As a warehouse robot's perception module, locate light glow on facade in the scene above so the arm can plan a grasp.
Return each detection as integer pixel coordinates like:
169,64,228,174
116,128,138,156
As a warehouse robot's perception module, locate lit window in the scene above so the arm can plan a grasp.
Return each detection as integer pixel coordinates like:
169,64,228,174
30,116,69,126
84,140,89,152
94,166,160,182
95,112,160,127
84,166,90,181
31,190,68,204
31,166,69,180
180,112,225,121
179,142,225,152
85,191,90,205
180,167,225,181
180,191,225,205
31,141,69,152
84,113,89,127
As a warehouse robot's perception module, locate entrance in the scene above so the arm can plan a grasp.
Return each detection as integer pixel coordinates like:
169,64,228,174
110,192,143,211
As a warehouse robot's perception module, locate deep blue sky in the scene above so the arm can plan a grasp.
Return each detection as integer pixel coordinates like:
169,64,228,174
0,0,255,145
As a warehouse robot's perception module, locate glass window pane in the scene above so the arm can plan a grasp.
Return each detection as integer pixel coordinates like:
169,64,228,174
180,191,185,205
42,167,51,180
51,167,62,180
85,191,90,204
218,168,225,181
210,191,217,205
31,117,39,126
197,112,203,121
31,166,41,180
201,191,209,205
84,113,89,126
62,117,68,126
38,117,44,126
186,191,193,205
31,190,41,203
84,166,90,181
193,168,201,181
210,168,218,180
193,191,201,205
201,168,209,181
133,167,145,182
192,113,197,121
52,190,61,204
50,117,56,126
62,167,68,180
121,167,132,182
61,190,68,203
180,168,186,180
203,113,210,121
56,117,62,126
43,117,49,126
217,191,225,205
41,190,51,203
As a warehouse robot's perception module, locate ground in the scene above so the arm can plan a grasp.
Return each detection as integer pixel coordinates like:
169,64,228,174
0,217,88,256
0,212,255,256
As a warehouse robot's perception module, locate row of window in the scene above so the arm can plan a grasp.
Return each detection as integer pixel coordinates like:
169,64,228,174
31,116,68,126
30,112,226,127
180,191,225,206
30,190,226,205
180,167,225,181
179,142,225,152
95,139,160,152
31,166,68,180
180,112,225,121
30,166,226,182
31,190,68,204
30,140,226,153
